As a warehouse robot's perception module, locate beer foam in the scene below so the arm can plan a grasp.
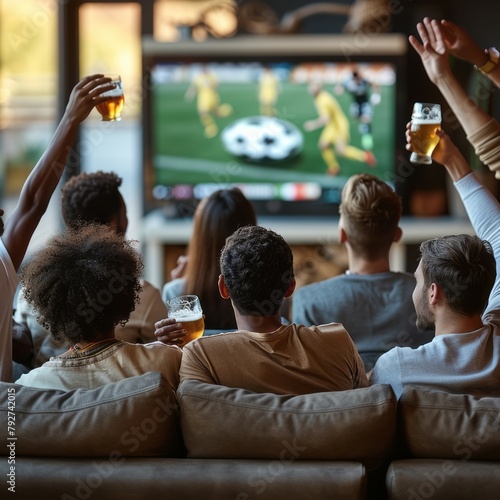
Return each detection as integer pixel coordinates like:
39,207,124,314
411,118,441,125
171,312,203,321
101,88,124,97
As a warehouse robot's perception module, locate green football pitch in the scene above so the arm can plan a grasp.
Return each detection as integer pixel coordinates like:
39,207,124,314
153,81,395,188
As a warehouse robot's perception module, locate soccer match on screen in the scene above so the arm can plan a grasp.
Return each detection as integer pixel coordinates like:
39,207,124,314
151,61,396,202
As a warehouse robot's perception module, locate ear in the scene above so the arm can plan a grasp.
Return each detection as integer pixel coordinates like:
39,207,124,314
218,274,230,299
428,282,440,306
339,227,348,244
394,226,402,243
284,277,296,298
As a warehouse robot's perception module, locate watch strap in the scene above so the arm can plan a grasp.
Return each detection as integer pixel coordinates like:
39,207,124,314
476,47,499,74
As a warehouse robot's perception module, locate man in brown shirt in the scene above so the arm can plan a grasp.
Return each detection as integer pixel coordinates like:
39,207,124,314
158,225,367,395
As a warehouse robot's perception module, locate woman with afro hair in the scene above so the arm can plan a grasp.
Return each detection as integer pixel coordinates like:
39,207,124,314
15,224,181,392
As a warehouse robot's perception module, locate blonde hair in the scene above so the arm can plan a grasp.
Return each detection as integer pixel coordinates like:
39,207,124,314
339,174,401,259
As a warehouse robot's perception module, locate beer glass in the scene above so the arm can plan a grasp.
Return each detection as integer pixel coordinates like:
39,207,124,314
96,74,124,122
167,295,205,347
409,102,441,165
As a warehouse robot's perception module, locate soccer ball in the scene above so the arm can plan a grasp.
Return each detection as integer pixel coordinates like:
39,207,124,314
221,116,303,164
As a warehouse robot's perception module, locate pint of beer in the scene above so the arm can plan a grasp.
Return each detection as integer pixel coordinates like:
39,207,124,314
167,294,205,347
96,74,124,122
409,103,441,165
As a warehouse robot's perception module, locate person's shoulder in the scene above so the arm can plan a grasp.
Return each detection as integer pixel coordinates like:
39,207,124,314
0,237,17,276
162,278,185,300
385,271,417,288
303,321,349,337
295,275,345,297
126,341,182,358
140,279,162,297
187,331,240,348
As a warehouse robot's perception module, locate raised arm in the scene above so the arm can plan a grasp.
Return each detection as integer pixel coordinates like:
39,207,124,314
409,18,492,135
1,74,115,270
440,19,500,89
408,125,500,312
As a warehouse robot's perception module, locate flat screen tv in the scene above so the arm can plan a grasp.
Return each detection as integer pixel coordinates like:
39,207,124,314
142,34,407,218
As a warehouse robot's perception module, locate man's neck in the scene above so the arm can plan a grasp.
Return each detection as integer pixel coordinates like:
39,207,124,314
434,312,484,337
347,253,391,275
235,312,284,333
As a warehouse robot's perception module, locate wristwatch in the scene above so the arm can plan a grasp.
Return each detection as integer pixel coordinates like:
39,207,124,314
475,47,499,74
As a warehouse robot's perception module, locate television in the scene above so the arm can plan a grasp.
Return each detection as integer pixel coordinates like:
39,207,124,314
142,34,408,218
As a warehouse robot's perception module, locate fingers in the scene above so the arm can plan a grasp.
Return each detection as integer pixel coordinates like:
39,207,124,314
435,128,448,140
430,19,446,54
405,121,415,151
72,75,115,102
154,317,187,345
422,17,436,46
74,74,104,90
416,21,430,46
440,19,457,32
409,35,425,56
90,81,117,101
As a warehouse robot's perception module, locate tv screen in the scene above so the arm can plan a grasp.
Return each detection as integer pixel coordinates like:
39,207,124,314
143,35,407,217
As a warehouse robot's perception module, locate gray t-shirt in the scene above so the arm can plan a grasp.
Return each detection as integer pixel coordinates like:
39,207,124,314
371,172,500,398
292,272,433,371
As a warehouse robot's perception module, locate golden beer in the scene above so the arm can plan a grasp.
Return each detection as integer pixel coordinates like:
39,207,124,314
175,313,205,347
410,121,441,164
167,294,205,347
96,75,124,121
409,102,441,165
96,94,124,122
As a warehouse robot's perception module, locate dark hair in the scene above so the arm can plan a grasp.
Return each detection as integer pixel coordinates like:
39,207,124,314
183,188,256,329
61,171,122,230
419,234,495,315
20,225,143,343
340,173,401,259
220,225,294,316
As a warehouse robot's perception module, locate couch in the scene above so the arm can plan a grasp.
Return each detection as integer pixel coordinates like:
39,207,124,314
0,372,499,500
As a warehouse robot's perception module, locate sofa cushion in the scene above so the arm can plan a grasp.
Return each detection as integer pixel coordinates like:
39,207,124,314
399,385,500,460
0,372,183,458
177,380,396,461
387,459,500,500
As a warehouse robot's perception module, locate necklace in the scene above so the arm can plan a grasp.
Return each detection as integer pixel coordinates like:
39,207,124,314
69,338,121,357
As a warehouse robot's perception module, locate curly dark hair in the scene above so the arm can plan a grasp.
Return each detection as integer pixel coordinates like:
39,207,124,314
20,225,143,343
220,225,294,316
61,171,122,230
420,234,495,316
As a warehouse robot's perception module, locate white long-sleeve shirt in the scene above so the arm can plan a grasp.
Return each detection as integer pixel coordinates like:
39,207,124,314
371,172,500,398
0,239,19,382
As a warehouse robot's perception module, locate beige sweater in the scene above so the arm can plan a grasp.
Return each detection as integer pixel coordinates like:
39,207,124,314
467,118,500,177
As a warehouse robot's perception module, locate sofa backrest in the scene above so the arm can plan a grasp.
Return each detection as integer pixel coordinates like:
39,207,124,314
177,380,397,462
0,372,184,458
399,385,500,460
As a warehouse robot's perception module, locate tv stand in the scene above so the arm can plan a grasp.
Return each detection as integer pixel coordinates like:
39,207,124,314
141,210,474,289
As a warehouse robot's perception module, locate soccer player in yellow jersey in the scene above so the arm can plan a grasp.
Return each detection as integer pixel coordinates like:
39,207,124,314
185,66,232,138
259,67,280,116
304,82,376,175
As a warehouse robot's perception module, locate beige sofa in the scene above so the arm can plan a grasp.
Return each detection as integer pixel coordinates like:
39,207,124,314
0,372,499,499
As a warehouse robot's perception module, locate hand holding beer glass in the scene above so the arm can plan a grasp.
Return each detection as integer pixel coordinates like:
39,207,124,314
409,103,441,165
96,74,124,121
167,295,205,347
